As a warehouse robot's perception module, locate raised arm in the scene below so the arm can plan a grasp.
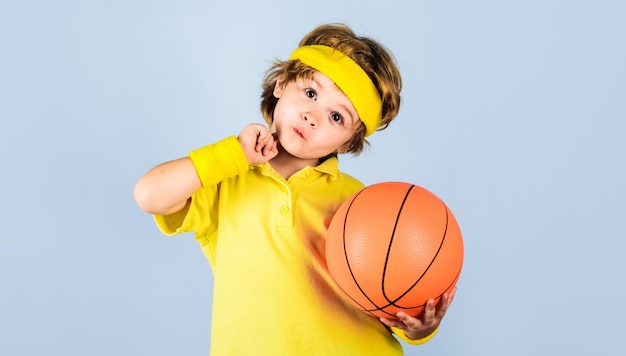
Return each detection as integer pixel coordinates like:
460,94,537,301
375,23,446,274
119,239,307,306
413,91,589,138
134,124,277,216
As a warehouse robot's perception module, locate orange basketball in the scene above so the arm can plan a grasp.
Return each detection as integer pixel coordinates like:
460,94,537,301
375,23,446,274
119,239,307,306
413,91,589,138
326,182,464,320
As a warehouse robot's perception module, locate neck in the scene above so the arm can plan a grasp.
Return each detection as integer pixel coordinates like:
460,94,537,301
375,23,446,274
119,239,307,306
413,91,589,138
269,146,319,180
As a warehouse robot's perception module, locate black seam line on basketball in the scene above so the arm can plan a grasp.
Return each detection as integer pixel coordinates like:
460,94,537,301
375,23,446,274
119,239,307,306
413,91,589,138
381,198,451,309
334,276,372,314
363,306,398,318
435,258,462,301
342,187,381,310
394,257,462,311
365,253,461,313
363,302,427,313
380,184,414,305
379,243,461,311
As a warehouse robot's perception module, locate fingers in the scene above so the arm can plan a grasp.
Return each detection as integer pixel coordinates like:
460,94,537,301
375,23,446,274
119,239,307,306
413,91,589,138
380,316,408,331
261,134,277,157
238,124,278,165
252,126,278,157
435,287,457,319
396,311,420,329
381,291,457,340
422,299,437,324
253,126,268,152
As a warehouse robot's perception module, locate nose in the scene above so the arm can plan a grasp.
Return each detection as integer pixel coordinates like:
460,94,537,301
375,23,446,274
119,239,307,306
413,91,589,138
303,112,318,128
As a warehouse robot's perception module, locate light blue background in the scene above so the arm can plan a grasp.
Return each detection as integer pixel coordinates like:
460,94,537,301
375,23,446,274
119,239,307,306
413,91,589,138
2,1,624,355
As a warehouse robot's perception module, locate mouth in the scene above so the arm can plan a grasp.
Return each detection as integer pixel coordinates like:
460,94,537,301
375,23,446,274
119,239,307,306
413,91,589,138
293,127,305,138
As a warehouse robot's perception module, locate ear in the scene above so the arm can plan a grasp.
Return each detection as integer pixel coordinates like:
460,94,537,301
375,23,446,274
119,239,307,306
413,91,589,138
273,78,285,98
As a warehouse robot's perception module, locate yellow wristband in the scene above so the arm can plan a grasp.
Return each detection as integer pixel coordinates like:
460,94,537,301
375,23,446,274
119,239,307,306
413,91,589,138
391,326,439,345
188,136,249,187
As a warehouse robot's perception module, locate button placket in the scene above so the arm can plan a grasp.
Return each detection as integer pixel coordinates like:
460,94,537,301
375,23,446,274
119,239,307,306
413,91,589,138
276,180,293,230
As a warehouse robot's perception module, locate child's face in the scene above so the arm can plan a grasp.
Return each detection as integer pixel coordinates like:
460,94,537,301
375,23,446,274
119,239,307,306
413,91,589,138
271,71,360,160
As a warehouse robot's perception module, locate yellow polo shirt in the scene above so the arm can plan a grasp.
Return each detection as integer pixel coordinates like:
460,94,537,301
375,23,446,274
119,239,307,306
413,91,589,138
154,136,429,355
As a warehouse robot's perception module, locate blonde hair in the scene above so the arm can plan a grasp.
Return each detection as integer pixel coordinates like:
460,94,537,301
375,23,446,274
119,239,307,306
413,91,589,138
260,23,402,155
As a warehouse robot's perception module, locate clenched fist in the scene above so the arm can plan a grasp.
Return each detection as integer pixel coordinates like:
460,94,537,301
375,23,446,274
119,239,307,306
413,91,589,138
237,124,278,165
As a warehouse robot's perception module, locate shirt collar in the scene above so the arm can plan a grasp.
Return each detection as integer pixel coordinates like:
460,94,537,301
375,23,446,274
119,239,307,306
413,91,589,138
312,157,339,180
252,157,339,180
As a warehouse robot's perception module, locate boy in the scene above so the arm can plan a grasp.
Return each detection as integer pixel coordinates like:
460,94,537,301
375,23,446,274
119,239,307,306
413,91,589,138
135,23,454,355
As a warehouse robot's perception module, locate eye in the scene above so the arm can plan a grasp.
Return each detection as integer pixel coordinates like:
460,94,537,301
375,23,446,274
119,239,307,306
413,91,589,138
331,112,344,124
305,88,316,99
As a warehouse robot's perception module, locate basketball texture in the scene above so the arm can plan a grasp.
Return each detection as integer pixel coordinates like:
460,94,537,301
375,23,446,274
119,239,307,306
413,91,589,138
325,182,463,319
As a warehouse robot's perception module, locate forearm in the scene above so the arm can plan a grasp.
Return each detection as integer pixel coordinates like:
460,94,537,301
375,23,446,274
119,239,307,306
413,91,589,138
134,157,201,215
135,136,251,216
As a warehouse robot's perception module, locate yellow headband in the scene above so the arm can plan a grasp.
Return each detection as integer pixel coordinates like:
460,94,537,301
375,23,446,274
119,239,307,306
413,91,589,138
289,45,382,136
